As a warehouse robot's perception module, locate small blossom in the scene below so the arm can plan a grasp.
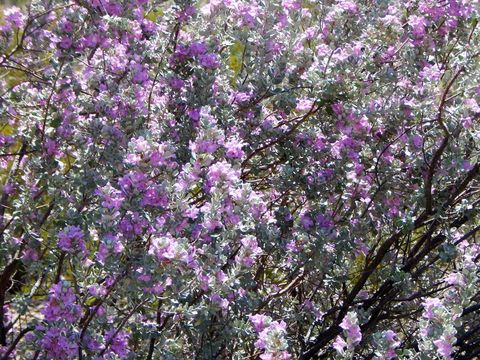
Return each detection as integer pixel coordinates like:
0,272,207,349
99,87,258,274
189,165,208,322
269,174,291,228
340,312,362,349
3,7,25,29
199,53,220,69
333,335,347,355
434,337,454,359
40,327,77,360
42,282,81,322
58,226,88,257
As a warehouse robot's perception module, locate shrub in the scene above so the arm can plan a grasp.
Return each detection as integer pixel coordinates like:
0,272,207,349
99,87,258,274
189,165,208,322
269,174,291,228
0,0,479,358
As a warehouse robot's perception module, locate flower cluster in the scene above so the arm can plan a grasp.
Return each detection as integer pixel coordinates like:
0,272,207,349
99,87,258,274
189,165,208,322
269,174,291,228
42,283,81,323
58,226,88,257
333,311,362,356
373,330,400,360
250,315,291,360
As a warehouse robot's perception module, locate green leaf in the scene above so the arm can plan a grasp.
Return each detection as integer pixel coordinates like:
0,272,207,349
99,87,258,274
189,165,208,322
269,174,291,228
228,41,245,85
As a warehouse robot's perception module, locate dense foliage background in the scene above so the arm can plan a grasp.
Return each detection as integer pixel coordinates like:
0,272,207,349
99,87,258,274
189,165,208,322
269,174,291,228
0,0,479,358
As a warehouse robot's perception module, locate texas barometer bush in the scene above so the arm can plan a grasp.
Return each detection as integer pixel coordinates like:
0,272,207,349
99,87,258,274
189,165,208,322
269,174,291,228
0,0,479,358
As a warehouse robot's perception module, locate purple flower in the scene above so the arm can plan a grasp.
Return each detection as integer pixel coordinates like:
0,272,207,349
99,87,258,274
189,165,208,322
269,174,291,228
96,243,109,263
188,108,201,121
337,0,358,14
60,19,74,33
199,53,220,69
422,297,442,319
282,0,301,11
118,171,148,192
266,40,284,55
44,138,59,156
97,183,124,209
2,182,14,195
169,77,185,90
300,213,314,229
42,282,81,322
148,234,188,263
409,15,428,40
104,1,123,15
59,37,73,49
207,161,239,185
340,312,362,348
333,335,347,355
21,248,39,261
177,5,196,22
249,314,270,333
189,42,208,57
191,139,218,154
411,135,423,148
141,187,169,207
131,63,149,83
104,329,130,357
464,98,480,113
231,91,252,104
3,7,25,29
253,319,289,357
444,272,465,286
296,99,314,111
315,214,333,230
58,226,87,257
434,337,454,359
224,138,245,159
41,327,77,359
82,34,100,48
